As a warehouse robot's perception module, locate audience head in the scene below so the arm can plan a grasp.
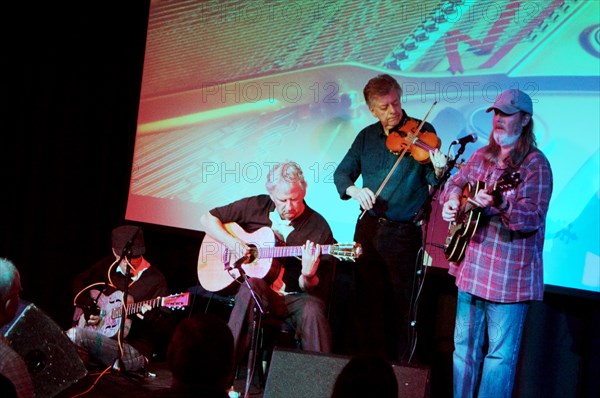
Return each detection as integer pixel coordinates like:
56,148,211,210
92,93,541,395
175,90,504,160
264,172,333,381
167,314,234,392
0,258,22,327
0,373,17,398
331,354,398,398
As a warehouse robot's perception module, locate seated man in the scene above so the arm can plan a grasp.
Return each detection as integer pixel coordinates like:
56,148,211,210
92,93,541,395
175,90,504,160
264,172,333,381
199,161,335,367
0,258,34,398
66,225,175,372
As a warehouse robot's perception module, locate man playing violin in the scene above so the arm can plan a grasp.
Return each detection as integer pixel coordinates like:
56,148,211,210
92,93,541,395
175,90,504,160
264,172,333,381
333,73,447,363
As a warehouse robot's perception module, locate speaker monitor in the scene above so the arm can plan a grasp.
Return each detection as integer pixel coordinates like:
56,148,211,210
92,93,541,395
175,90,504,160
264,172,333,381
4,303,88,398
264,347,430,398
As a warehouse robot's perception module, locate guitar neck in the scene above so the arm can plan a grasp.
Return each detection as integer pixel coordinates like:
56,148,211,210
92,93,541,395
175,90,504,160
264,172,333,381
257,244,334,259
127,297,163,315
464,180,498,211
113,297,163,318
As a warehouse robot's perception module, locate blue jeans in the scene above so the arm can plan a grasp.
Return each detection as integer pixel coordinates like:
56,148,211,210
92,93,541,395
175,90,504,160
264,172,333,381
453,290,529,398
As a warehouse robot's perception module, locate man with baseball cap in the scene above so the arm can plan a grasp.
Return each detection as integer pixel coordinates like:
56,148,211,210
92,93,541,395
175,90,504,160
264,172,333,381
440,89,553,397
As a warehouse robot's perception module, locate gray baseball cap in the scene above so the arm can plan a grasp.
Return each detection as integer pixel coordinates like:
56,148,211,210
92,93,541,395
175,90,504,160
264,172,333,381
486,89,533,115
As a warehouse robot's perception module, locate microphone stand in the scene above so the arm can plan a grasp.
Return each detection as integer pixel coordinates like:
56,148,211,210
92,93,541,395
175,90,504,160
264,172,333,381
412,142,465,225
234,261,265,398
405,142,466,363
112,229,139,374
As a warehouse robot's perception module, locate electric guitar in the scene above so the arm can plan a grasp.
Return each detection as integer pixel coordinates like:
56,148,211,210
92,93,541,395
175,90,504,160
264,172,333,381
197,222,362,293
75,290,190,338
444,171,522,263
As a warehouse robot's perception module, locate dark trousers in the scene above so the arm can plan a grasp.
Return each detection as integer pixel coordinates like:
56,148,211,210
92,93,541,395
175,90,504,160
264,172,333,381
227,278,332,366
352,214,422,362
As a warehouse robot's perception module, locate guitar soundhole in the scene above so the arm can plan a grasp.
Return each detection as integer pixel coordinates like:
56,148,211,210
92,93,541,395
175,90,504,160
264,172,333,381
247,244,258,263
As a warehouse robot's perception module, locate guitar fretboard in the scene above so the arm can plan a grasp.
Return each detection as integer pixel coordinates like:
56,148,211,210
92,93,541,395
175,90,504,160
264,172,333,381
256,245,335,258
127,297,163,316
112,297,163,318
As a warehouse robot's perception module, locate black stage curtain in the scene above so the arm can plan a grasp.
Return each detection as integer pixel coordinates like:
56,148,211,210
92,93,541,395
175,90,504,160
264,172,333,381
1,1,153,328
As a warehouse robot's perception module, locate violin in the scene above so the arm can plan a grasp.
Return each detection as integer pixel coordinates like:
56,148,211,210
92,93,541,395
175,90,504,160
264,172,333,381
386,117,441,164
359,101,440,220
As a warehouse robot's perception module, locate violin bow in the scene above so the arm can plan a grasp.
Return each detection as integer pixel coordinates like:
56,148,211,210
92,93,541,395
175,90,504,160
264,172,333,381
359,100,438,220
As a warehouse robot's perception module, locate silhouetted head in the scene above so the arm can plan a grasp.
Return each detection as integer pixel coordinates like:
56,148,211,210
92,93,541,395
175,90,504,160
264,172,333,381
167,314,234,392
331,354,398,398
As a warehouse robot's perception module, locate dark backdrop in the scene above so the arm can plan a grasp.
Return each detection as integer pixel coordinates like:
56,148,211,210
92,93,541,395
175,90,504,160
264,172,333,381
0,2,597,397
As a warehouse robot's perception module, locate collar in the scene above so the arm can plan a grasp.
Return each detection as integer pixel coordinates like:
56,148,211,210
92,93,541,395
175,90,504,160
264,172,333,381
116,256,151,282
269,211,295,241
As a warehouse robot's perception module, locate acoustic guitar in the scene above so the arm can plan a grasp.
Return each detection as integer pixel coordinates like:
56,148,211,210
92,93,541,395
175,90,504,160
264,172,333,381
444,171,522,263
75,290,190,338
197,222,362,293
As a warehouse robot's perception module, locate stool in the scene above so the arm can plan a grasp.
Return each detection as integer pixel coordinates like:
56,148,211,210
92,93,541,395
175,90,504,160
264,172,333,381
186,284,235,320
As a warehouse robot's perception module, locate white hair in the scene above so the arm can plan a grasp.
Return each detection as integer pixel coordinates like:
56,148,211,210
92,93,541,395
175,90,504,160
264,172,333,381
0,258,19,303
265,161,307,193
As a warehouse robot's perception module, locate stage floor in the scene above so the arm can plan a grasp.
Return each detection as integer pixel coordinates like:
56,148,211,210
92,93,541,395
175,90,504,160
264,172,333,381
55,361,263,398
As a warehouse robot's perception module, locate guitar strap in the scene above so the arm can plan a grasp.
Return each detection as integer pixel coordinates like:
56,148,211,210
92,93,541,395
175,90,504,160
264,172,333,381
73,258,118,321
73,283,106,322
488,146,533,207
504,146,534,174
91,284,105,302
86,286,105,319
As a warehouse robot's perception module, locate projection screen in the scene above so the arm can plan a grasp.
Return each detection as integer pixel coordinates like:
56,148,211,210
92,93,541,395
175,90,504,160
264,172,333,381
126,0,600,296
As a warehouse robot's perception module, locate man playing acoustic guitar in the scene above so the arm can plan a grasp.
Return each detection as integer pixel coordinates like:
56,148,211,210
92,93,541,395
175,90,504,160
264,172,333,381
199,161,337,368
66,225,179,373
441,89,553,398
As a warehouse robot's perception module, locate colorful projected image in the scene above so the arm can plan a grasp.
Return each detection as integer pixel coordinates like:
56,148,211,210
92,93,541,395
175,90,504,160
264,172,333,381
127,0,599,295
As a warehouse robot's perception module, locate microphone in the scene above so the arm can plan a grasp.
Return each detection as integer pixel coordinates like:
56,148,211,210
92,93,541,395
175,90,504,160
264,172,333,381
228,255,249,271
122,228,140,261
450,133,478,146
124,240,134,261
226,247,256,271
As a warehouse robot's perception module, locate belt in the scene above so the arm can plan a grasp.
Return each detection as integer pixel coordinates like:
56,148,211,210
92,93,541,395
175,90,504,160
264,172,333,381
377,217,416,228
361,211,412,226
363,211,419,228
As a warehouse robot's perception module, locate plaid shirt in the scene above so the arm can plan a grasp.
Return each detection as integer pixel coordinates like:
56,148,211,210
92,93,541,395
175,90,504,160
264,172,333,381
0,336,34,398
441,147,553,302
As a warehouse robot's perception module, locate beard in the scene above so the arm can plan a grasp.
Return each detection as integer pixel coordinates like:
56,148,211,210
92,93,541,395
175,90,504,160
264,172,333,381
493,129,521,147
